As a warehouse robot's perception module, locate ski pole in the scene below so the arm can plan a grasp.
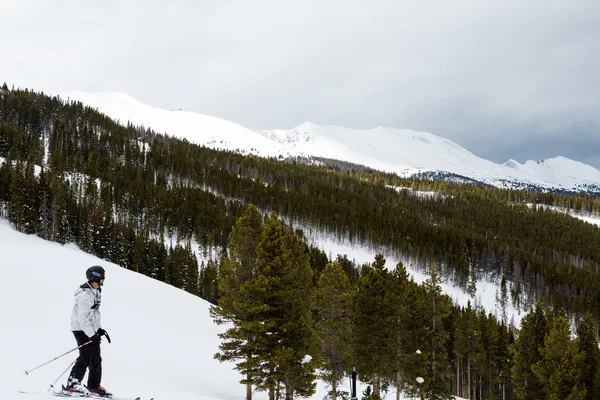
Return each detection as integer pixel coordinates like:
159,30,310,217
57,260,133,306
23,340,92,376
48,358,76,392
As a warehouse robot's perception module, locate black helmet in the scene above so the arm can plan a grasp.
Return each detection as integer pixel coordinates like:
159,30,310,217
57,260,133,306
86,265,105,283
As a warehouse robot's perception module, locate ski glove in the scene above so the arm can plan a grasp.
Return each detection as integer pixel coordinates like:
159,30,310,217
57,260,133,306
96,328,111,343
90,333,102,344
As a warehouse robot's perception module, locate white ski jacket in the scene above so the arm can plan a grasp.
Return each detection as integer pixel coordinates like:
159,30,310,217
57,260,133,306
70,282,102,338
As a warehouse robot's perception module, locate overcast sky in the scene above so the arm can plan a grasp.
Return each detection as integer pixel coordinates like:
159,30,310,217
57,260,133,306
1,0,599,167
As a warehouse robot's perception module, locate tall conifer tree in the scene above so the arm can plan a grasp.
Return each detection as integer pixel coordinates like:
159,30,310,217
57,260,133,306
531,310,586,399
511,303,547,400
352,253,396,399
576,312,600,400
316,261,355,400
211,204,264,400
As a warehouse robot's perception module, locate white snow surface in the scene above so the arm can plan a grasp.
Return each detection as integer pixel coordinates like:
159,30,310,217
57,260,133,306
53,91,600,193
0,219,247,400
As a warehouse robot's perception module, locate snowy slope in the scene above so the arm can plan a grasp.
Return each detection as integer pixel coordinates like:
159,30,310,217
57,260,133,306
260,123,600,192
0,219,251,400
57,91,294,159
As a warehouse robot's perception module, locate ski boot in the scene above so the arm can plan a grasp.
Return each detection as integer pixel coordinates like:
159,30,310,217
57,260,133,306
86,385,112,398
65,377,89,396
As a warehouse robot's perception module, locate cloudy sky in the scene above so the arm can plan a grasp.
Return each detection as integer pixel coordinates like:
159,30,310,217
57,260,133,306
2,0,599,167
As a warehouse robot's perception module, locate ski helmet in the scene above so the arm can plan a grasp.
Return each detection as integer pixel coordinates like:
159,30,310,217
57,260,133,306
86,265,105,283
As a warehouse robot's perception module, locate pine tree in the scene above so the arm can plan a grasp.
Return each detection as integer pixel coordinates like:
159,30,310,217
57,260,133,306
183,241,199,295
531,310,586,399
0,125,8,156
211,204,264,400
402,284,430,400
228,203,264,288
477,311,500,399
459,301,479,400
9,160,27,231
0,157,12,217
278,225,317,400
419,260,453,400
511,303,547,400
90,208,110,261
50,176,69,243
131,234,147,275
200,258,219,304
467,264,477,299
389,261,416,400
212,212,317,400
316,261,355,400
496,321,513,400
334,254,359,283
352,254,396,400
37,165,52,240
495,276,509,325
576,312,600,400
20,162,41,235
236,213,291,399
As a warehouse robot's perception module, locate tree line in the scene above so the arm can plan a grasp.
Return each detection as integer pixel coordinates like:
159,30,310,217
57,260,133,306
211,204,600,400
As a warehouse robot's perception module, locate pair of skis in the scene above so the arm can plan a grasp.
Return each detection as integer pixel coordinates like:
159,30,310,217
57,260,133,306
18,386,153,400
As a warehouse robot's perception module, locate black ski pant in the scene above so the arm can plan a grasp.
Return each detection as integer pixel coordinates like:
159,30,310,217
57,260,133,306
68,331,102,388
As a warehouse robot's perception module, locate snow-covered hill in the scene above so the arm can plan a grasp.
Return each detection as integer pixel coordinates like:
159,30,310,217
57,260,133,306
57,91,294,159
55,90,600,193
0,219,250,400
259,123,600,192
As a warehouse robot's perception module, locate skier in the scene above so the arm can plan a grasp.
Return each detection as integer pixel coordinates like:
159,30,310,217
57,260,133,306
65,265,111,397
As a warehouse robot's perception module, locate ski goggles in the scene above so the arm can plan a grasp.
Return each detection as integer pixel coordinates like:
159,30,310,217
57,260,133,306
91,271,105,280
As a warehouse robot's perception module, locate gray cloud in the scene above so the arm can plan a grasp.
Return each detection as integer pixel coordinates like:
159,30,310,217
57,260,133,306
1,0,599,166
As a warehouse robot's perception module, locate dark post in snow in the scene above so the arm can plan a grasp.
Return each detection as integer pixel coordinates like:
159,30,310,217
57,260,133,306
351,368,357,400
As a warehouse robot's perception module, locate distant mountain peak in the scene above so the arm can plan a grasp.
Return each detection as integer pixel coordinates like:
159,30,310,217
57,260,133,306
55,91,600,194
503,159,522,169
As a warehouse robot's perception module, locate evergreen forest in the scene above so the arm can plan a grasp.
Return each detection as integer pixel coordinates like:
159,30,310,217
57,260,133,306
1,83,600,399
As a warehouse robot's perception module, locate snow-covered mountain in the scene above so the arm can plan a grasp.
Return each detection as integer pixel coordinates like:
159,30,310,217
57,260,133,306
259,122,600,192
58,91,294,159
56,91,600,193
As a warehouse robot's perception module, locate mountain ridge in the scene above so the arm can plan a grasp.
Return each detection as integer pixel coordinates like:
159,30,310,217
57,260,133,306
57,90,600,193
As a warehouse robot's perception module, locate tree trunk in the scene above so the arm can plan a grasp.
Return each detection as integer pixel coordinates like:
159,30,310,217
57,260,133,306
246,380,252,400
373,374,380,399
395,370,403,400
332,375,337,400
456,355,460,398
467,358,471,400
432,293,436,386
285,382,293,400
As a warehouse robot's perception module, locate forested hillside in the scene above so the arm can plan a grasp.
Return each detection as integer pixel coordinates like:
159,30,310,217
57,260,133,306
2,84,600,318
1,84,600,399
